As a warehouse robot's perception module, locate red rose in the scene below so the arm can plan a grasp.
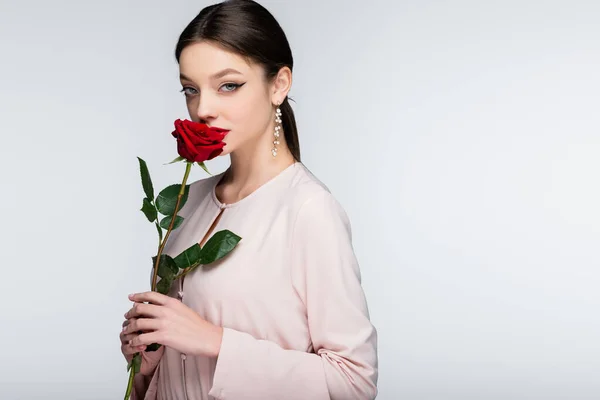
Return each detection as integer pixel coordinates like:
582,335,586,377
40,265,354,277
171,119,229,163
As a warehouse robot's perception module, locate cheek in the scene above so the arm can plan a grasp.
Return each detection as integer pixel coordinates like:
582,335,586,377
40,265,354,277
185,100,199,121
227,93,270,135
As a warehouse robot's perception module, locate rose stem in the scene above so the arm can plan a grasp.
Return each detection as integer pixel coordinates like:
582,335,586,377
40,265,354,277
151,161,192,291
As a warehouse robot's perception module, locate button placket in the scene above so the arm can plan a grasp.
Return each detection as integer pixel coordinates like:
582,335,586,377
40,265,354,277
177,203,227,399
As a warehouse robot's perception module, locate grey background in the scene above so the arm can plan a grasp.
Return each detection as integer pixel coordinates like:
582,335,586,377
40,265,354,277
0,0,599,399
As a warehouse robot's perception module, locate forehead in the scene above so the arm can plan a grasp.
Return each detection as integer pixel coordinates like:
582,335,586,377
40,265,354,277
179,41,256,80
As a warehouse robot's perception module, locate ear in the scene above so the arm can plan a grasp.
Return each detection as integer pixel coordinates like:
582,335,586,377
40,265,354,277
271,66,292,105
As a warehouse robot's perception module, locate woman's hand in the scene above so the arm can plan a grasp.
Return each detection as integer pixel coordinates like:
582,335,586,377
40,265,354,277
119,318,165,376
122,291,224,358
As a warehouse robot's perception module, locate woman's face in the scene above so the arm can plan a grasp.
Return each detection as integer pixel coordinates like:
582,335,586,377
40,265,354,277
178,41,279,157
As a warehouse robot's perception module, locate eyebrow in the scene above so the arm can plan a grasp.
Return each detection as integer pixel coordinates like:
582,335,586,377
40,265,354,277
180,68,243,82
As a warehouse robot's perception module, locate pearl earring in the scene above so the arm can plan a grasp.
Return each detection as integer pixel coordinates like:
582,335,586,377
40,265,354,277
272,104,282,157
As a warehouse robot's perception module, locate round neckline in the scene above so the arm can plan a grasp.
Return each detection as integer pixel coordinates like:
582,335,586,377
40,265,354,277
210,161,301,209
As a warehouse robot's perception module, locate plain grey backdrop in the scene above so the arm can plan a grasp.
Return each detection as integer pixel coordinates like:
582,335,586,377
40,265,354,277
1,0,599,399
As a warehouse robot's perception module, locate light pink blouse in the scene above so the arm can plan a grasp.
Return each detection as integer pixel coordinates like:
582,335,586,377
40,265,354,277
133,161,378,400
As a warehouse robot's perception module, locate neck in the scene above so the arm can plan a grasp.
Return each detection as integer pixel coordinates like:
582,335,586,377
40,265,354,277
220,131,297,200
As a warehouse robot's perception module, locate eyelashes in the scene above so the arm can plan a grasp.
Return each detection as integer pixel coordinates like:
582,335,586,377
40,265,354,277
179,87,197,96
179,82,246,97
221,82,243,92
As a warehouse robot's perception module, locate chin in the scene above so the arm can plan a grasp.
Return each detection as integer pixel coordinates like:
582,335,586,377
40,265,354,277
219,135,235,155
219,145,232,156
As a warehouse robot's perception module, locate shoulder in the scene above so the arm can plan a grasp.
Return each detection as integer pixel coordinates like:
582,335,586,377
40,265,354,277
188,171,221,195
287,163,351,236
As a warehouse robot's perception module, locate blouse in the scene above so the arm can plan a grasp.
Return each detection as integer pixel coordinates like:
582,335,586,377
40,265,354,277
132,161,378,400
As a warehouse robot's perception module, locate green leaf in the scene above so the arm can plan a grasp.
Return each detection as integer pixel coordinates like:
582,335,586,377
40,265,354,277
146,343,161,352
137,157,154,200
152,254,179,279
155,222,163,243
200,229,242,264
160,215,184,230
156,276,173,295
140,197,157,222
165,156,185,165
132,353,142,374
196,162,212,175
173,243,203,270
155,184,190,216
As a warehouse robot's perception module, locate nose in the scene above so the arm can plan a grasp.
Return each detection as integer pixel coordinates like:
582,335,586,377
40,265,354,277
195,93,217,125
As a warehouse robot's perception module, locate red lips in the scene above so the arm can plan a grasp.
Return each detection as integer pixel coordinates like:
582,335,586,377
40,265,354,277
209,126,230,136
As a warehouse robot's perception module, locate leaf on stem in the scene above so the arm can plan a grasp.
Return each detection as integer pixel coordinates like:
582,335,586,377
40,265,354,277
146,343,161,352
129,353,142,374
160,215,184,230
173,243,202,270
165,156,185,165
196,161,212,176
152,254,179,279
156,276,173,295
200,230,242,264
140,198,157,222
137,157,154,200
155,184,190,216
155,222,163,243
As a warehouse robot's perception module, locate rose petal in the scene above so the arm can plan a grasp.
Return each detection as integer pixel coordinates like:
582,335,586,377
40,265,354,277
171,119,226,163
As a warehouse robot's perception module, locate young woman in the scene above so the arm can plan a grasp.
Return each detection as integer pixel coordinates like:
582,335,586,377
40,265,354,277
119,1,378,399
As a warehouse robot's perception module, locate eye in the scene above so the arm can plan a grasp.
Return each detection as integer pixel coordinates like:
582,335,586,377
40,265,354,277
220,82,244,93
179,87,198,97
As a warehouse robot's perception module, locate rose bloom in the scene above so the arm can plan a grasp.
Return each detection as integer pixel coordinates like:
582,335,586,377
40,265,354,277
171,118,229,163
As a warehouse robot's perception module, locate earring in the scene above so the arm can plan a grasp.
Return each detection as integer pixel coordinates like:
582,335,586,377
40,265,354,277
272,104,282,157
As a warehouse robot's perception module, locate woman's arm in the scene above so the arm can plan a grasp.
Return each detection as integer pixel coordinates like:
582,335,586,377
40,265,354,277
131,373,152,400
130,346,164,399
208,190,378,400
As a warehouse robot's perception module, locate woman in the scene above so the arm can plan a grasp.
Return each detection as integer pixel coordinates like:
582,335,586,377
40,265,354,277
119,1,378,399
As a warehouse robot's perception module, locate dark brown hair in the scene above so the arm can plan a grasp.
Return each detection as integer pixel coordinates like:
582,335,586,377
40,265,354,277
175,0,300,161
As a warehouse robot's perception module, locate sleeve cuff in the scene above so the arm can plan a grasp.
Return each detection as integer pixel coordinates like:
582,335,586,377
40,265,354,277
208,327,243,399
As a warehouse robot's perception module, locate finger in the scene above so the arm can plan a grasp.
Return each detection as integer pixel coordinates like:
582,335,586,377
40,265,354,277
129,291,172,306
122,318,139,328
121,320,157,342
120,330,149,351
121,342,147,355
121,319,142,339
120,334,137,347
130,331,162,348
123,318,162,335
124,302,163,320
120,331,144,344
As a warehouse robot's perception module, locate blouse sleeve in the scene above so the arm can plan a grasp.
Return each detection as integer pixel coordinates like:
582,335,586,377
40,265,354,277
208,190,379,400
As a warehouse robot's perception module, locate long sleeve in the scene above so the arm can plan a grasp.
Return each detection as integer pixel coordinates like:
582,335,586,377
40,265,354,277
208,190,378,400
130,345,164,400
131,373,152,400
